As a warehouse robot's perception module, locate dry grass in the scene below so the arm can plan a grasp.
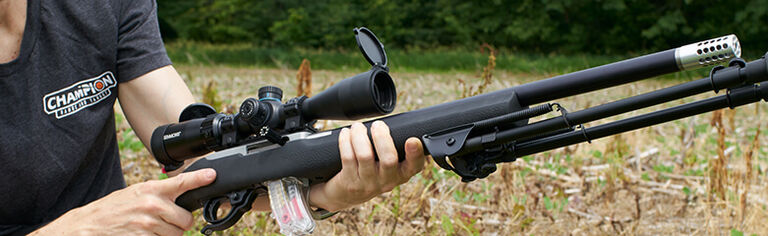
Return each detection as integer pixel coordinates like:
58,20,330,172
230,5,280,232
458,44,496,98
117,64,768,235
296,59,312,97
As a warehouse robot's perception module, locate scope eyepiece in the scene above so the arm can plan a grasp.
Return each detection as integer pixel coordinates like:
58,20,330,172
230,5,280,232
151,124,183,169
151,115,220,171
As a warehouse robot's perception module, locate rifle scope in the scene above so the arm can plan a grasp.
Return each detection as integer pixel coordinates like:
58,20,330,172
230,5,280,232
150,27,394,171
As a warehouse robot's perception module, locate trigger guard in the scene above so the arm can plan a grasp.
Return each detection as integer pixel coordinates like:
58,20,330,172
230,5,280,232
202,197,226,224
200,189,259,235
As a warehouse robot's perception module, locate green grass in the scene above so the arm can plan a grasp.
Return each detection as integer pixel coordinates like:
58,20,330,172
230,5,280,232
165,41,670,74
166,41,720,80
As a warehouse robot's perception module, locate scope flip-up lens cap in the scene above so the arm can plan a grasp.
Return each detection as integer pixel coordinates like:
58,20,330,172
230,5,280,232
355,27,387,68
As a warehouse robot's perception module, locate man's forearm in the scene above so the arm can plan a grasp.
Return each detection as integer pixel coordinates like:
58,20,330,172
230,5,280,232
118,65,196,150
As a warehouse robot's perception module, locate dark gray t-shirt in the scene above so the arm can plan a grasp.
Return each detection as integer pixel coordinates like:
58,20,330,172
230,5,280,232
0,0,171,234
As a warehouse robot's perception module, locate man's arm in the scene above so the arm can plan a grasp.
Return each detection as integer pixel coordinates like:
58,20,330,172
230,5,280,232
118,65,195,148
119,65,207,176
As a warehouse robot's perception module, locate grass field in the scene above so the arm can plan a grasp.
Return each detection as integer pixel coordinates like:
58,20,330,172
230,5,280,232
117,58,768,235
164,42,724,79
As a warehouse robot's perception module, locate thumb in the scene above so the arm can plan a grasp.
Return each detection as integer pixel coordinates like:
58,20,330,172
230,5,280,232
158,168,217,200
401,137,426,177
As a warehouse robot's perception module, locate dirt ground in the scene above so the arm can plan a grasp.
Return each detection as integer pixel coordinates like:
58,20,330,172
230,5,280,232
117,65,768,235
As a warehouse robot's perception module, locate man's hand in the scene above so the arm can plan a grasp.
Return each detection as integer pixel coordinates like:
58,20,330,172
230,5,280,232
308,121,426,211
31,169,216,236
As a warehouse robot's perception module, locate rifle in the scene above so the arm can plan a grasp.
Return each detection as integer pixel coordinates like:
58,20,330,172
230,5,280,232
150,28,767,235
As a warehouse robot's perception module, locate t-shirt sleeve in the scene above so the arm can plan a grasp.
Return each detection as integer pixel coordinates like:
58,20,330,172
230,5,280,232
115,0,172,83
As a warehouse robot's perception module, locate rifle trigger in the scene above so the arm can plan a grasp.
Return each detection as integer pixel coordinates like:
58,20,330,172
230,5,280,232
200,189,259,235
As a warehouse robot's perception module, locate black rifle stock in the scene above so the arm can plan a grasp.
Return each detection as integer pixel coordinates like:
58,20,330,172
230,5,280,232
151,31,768,233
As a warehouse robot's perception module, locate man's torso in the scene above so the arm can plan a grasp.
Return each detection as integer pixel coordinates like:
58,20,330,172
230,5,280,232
0,0,170,234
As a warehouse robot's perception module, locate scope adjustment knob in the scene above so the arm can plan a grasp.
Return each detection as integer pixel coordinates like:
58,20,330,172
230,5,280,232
239,98,271,128
258,86,283,101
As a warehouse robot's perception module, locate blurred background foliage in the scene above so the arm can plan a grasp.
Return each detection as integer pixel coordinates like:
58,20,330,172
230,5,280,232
158,0,768,57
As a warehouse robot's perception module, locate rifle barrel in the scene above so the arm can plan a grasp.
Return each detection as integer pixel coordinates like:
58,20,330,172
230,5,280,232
514,35,740,106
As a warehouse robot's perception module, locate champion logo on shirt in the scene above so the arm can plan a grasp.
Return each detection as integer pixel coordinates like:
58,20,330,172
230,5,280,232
42,71,117,119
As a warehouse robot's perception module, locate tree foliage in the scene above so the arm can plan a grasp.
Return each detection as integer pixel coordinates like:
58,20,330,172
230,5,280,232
158,0,768,55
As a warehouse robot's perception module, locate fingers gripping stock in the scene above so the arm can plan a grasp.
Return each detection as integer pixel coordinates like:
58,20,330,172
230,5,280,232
149,31,767,234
